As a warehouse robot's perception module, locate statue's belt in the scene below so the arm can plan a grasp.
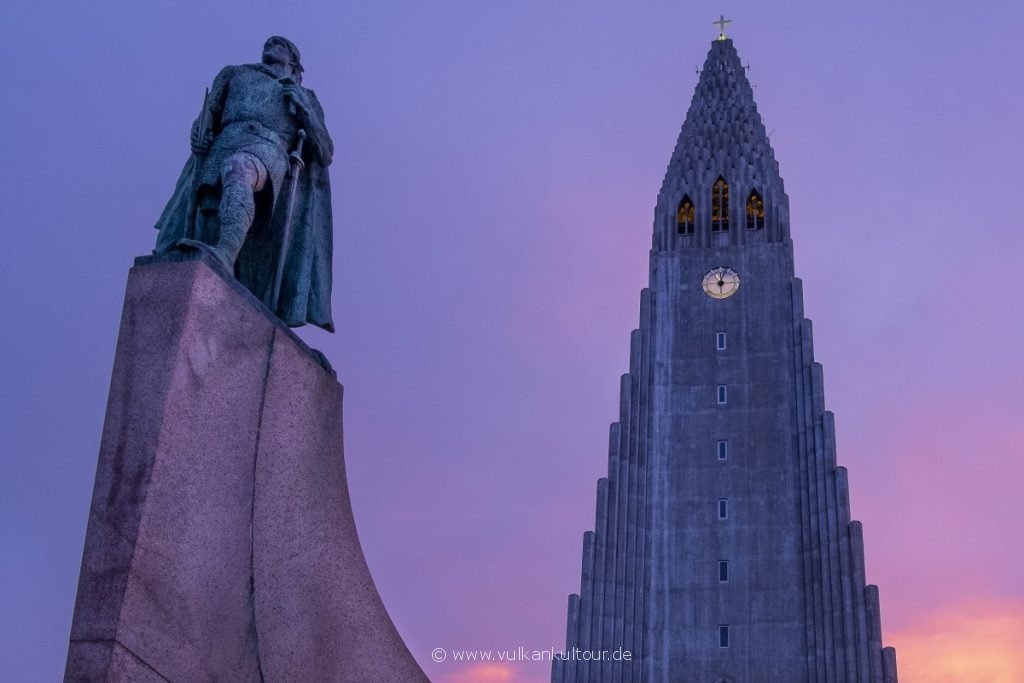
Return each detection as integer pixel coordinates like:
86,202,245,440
219,120,294,151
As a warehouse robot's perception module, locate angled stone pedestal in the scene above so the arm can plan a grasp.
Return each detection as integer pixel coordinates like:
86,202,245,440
66,253,427,682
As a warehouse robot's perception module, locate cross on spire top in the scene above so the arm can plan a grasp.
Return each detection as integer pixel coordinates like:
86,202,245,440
713,14,732,41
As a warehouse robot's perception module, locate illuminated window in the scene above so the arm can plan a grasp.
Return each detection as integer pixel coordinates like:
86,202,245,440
716,331,727,350
718,499,729,520
712,177,730,232
717,385,727,404
719,560,729,583
746,190,765,230
719,625,730,648
717,440,728,461
677,195,695,235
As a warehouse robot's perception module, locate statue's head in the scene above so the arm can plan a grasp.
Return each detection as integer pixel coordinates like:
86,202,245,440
263,36,304,83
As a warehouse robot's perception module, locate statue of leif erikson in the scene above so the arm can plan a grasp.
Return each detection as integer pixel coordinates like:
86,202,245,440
154,36,335,332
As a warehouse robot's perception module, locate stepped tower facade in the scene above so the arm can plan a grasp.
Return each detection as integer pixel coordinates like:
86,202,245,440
553,36,898,683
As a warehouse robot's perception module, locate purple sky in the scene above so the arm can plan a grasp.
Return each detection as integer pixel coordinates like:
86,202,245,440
2,1,1023,681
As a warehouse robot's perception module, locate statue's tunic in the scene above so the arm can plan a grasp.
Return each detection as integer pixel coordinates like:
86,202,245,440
155,63,335,332
200,65,299,203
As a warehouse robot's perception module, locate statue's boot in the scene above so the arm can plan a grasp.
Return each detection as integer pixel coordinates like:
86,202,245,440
208,223,248,273
176,212,250,274
175,239,231,275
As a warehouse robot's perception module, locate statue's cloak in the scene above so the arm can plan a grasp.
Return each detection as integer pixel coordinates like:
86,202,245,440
154,98,334,333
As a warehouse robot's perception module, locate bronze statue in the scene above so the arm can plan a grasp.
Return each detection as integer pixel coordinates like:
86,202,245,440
155,36,335,331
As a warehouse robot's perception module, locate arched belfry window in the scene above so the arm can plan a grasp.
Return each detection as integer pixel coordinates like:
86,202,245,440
677,196,695,235
746,191,765,230
711,177,729,232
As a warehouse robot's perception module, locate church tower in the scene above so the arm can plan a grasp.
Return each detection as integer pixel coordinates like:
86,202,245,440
552,33,898,682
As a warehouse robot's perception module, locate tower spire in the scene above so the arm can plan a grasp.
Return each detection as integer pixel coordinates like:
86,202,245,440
656,38,788,249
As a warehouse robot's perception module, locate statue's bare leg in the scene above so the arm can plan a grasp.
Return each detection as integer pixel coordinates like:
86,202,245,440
212,152,268,270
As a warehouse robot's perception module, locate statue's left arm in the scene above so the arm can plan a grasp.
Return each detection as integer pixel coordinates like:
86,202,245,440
295,88,334,167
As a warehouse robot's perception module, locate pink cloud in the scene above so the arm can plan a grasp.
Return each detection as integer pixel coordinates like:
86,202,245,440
838,395,1024,632
888,598,1024,682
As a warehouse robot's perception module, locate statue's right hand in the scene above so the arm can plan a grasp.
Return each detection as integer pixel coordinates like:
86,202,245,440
190,127,213,156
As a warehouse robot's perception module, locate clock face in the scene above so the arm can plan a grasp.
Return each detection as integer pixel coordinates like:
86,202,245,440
702,267,741,299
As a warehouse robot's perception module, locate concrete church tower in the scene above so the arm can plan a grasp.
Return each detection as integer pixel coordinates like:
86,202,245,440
552,35,898,682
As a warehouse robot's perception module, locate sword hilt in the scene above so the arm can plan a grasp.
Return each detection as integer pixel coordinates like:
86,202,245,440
289,130,307,170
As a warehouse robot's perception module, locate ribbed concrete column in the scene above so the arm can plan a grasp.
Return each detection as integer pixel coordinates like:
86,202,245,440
562,594,580,683
882,646,898,683
620,449,637,683
628,289,652,682
590,476,610,682
790,282,820,681
849,522,871,682
806,360,839,679
835,467,860,682
821,411,848,678
797,316,827,681
809,357,837,681
610,366,636,683
578,530,596,675
609,334,641,683
866,585,885,682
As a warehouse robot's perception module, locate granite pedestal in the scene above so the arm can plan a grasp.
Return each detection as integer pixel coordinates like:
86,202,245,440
66,253,427,682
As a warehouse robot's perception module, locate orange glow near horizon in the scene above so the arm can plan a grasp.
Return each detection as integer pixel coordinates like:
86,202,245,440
890,599,1024,682
438,600,1024,683
444,663,518,683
